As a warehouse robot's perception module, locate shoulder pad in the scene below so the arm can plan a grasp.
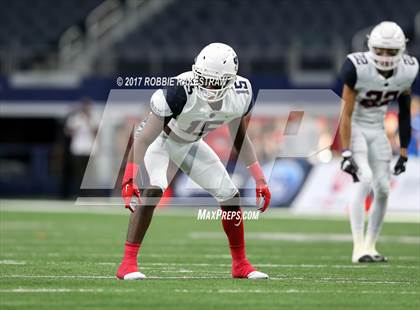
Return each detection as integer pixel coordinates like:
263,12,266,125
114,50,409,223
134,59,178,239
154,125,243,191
234,76,252,95
347,52,370,67
234,76,254,115
150,89,173,117
401,55,419,79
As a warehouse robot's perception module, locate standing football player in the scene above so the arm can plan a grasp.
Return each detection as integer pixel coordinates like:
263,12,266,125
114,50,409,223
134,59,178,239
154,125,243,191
339,21,418,263
116,43,271,280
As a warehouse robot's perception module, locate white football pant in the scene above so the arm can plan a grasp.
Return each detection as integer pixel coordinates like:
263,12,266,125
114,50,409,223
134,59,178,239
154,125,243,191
349,123,391,256
143,132,238,202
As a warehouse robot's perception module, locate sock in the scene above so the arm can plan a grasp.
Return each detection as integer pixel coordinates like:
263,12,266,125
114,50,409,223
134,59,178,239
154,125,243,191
365,191,388,253
349,181,371,253
122,241,140,264
116,241,141,278
221,208,246,262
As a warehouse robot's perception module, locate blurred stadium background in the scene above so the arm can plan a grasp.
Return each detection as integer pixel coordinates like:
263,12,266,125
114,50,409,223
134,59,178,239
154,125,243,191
0,0,419,216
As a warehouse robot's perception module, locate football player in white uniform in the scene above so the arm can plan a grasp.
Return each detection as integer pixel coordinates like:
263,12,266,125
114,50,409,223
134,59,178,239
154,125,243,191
116,43,271,280
339,22,418,263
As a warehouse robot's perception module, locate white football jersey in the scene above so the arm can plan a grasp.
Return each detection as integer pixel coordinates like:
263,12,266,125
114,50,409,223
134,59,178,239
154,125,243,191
344,52,418,127
150,71,254,141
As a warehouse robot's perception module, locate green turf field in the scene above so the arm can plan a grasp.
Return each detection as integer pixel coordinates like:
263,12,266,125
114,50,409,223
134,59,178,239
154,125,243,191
0,201,419,309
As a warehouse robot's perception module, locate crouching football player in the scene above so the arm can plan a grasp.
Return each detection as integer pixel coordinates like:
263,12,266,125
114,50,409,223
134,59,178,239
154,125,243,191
339,21,418,263
116,43,271,280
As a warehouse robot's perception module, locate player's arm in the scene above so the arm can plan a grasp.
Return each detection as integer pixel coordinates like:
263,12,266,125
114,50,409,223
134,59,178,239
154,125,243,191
339,58,359,182
122,112,168,212
393,90,411,175
228,115,271,212
229,115,257,166
122,88,176,212
339,84,357,151
129,113,167,166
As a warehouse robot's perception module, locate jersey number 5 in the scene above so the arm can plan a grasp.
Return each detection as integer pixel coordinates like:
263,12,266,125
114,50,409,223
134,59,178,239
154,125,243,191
234,81,249,94
360,90,399,108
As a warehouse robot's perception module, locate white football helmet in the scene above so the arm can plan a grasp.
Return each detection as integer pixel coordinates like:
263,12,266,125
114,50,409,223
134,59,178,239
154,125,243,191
192,43,238,102
367,21,406,71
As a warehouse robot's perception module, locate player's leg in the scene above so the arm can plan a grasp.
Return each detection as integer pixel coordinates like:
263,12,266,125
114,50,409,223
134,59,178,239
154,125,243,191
220,195,267,279
126,187,162,243
365,131,392,262
172,139,268,279
116,135,169,280
349,124,373,262
117,187,163,280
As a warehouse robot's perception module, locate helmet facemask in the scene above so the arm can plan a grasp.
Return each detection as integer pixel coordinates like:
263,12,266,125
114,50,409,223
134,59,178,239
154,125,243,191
367,45,404,71
192,64,236,102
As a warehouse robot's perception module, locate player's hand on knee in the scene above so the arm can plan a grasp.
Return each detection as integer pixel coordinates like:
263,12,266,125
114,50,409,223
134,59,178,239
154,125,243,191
341,150,359,182
121,179,141,213
393,155,407,175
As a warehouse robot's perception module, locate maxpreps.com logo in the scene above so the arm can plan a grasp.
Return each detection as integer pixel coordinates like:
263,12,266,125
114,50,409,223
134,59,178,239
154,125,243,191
197,209,260,226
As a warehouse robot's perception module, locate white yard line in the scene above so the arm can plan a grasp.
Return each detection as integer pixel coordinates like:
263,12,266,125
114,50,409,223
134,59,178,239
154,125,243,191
175,288,418,294
79,261,418,270
0,288,136,293
0,259,417,270
0,275,226,280
1,275,114,279
133,262,418,269
1,274,417,285
190,232,420,244
1,287,416,295
2,252,418,263
0,260,26,265
270,277,416,285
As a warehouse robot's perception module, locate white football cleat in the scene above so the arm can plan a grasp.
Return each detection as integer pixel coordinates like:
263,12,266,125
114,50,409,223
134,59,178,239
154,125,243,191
352,246,373,263
370,254,388,262
365,248,388,262
247,271,269,279
352,254,374,263
119,271,146,280
352,248,374,263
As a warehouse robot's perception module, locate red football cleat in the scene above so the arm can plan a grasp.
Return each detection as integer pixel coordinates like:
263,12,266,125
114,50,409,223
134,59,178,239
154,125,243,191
116,262,146,280
231,259,268,279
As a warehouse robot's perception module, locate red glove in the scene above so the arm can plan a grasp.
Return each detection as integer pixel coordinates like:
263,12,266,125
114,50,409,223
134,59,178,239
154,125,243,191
121,162,140,213
247,162,271,212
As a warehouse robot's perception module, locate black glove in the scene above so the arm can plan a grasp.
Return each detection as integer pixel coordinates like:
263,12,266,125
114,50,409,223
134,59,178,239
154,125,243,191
393,155,408,175
341,150,359,182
